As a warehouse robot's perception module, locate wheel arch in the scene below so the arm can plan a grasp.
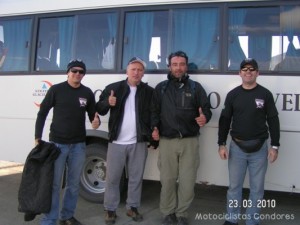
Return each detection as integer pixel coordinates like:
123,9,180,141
86,129,109,146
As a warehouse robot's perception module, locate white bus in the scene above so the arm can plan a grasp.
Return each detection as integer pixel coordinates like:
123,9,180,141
0,0,299,202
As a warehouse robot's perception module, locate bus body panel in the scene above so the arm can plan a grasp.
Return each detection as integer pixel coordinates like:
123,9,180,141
1,74,299,193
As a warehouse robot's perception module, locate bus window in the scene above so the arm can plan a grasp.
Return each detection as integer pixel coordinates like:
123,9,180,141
228,7,280,71
273,6,300,72
0,26,4,69
122,11,168,70
76,13,117,71
171,8,220,71
0,18,31,72
36,12,117,71
36,17,61,71
122,7,220,71
228,5,300,73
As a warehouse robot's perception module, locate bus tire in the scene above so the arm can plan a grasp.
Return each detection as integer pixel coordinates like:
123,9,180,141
79,143,125,203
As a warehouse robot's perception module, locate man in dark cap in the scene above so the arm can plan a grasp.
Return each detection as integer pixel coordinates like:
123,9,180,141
35,59,100,225
218,58,280,225
96,57,156,225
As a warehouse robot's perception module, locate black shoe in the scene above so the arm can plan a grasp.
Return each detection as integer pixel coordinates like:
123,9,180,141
177,216,188,225
105,210,117,225
223,221,238,225
162,213,177,225
59,217,83,225
126,207,143,222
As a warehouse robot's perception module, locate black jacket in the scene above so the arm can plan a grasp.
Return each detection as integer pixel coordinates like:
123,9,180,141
96,79,154,143
18,141,60,221
151,73,212,138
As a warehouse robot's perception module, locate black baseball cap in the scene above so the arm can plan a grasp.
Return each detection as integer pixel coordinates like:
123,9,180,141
240,58,258,70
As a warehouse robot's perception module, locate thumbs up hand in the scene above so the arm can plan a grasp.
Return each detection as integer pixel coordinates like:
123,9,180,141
92,112,100,129
195,107,207,127
108,90,117,107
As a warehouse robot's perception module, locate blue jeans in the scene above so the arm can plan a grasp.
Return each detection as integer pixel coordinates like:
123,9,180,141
40,142,86,225
226,140,268,225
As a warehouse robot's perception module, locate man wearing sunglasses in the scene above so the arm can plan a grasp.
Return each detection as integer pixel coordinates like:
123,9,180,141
35,59,100,225
218,58,280,225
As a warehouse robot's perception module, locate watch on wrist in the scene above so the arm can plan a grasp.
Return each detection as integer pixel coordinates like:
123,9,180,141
271,146,279,150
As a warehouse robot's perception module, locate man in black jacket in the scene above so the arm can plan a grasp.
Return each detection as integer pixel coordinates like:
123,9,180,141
151,51,212,225
96,57,155,225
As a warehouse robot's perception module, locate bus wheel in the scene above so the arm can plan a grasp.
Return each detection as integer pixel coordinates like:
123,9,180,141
79,143,107,203
79,143,125,203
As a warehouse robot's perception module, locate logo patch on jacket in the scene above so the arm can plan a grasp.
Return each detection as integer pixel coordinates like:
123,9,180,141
79,98,87,107
185,92,192,97
255,98,264,108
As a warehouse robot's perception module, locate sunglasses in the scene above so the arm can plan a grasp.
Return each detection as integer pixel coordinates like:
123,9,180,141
241,67,256,72
169,52,187,58
70,68,85,74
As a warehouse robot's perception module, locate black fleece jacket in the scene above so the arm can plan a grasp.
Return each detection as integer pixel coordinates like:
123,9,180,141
96,79,154,143
151,73,212,138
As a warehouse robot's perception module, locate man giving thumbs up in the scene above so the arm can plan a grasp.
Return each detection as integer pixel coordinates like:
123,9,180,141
151,51,212,225
96,57,155,225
